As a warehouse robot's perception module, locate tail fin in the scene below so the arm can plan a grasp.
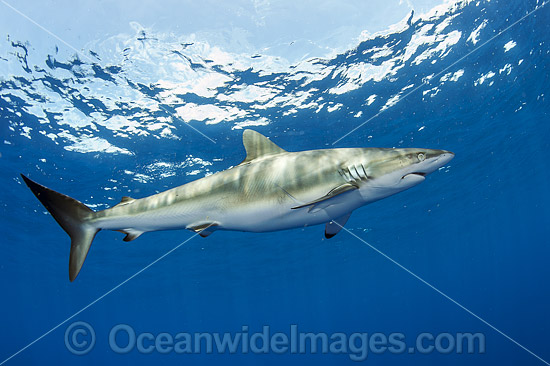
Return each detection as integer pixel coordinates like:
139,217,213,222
20,174,100,282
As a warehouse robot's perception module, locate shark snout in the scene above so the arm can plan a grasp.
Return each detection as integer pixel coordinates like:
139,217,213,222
432,150,455,168
413,150,454,176
396,150,453,189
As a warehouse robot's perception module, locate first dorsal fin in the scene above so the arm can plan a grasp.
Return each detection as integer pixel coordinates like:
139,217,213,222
239,129,287,165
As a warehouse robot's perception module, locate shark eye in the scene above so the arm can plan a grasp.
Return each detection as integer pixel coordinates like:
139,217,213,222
417,153,426,161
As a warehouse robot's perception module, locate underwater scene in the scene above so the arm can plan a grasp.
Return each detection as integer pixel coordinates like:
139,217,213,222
1,0,549,364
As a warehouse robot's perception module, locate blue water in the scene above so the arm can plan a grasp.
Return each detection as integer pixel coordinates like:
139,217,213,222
1,0,550,364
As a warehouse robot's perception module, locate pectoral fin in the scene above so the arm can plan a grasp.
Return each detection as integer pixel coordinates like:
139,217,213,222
291,182,359,211
325,212,352,239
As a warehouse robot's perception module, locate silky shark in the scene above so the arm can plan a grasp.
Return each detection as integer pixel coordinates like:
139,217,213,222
21,129,454,281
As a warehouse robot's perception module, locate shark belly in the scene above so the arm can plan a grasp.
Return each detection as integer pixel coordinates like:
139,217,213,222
213,189,366,233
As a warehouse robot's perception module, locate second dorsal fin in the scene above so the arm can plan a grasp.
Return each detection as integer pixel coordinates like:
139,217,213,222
115,196,135,207
239,129,287,165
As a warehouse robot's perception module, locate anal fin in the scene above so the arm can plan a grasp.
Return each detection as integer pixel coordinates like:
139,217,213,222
188,222,219,238
325,212,352,239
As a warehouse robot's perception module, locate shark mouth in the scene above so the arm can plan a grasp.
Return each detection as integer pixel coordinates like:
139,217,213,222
402,172,427,179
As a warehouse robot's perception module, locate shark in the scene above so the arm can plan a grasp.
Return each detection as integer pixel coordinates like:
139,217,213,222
21,129,454,281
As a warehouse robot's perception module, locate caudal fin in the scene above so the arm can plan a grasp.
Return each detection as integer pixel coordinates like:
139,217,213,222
21,174,100,281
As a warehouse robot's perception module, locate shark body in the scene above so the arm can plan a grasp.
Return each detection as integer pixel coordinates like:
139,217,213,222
21,129,454,281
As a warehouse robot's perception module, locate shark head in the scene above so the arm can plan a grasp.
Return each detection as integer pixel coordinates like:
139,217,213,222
356,148,454,202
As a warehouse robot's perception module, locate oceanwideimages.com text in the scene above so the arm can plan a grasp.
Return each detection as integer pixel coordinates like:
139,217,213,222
65,322,485,361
